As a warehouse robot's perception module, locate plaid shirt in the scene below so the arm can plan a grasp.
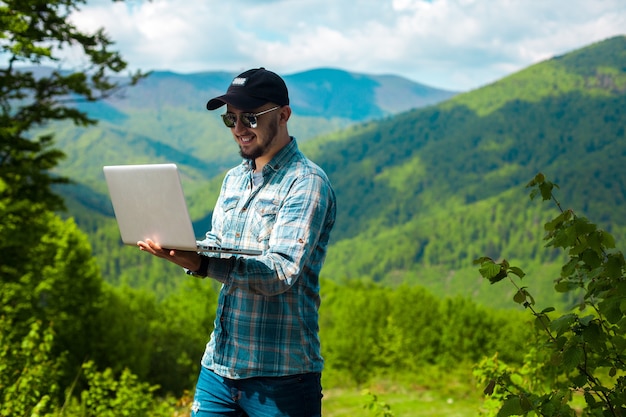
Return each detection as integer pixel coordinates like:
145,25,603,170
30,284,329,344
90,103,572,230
197,138,336,379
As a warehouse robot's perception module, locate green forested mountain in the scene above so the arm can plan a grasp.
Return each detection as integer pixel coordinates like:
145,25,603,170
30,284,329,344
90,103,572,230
310,35,626,309
57,36,626,311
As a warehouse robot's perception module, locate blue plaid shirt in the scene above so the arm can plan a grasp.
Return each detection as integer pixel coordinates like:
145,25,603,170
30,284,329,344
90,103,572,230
197,138,336,379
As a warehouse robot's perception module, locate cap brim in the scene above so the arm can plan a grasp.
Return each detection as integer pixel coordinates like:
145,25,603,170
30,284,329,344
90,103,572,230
206,93,268,111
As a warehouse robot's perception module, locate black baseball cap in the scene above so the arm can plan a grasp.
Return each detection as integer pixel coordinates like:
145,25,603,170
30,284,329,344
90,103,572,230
206,67,289,111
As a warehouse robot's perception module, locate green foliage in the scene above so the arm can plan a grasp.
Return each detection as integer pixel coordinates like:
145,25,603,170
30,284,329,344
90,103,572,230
474,173,626,416
320,279,533,387
1,224,215,412
63,361,169,417
0,204,104,394
0,0,150,327
86,277,220,396
90,286,160,381
0,320,62,417
362,389,395,417
0,1,162,414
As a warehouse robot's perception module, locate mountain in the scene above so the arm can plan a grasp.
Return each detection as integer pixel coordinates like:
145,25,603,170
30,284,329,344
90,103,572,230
285,68,454,118
314,35,626,240
54,35,626,310
306,35,626,308
48,68,456,193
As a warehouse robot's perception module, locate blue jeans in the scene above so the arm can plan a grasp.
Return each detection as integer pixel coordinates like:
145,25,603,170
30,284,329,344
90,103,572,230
191,366,323,417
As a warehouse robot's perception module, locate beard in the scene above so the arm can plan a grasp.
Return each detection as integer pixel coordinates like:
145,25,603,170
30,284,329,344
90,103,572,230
239,117,279,161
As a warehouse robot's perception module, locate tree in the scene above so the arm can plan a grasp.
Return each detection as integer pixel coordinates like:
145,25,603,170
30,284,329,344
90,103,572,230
0,0,148,412
0,0,145,218
0,0,146,309
0,0,147,314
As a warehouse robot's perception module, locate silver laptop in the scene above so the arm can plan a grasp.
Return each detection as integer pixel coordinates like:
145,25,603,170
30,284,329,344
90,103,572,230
103,163,262,256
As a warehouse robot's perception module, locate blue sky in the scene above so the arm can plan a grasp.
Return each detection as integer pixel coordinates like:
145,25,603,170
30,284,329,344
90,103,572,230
69,0,626,91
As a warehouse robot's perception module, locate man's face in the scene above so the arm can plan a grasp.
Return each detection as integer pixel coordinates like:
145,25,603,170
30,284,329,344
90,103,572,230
225,105,280,161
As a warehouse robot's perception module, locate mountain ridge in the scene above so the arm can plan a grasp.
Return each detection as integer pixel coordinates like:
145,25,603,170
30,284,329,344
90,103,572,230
86,67,457,121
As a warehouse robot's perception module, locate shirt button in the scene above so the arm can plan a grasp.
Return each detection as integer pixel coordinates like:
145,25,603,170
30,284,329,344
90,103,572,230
236,233,241,238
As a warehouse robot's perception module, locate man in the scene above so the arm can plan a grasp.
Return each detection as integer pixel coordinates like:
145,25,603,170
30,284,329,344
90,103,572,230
138,68,336,417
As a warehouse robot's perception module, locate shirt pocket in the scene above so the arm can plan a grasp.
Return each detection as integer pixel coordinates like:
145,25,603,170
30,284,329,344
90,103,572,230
251,198,280,243
220,196,240,233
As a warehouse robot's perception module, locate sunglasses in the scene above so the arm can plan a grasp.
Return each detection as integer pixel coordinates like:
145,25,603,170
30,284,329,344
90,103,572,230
221,106,281,129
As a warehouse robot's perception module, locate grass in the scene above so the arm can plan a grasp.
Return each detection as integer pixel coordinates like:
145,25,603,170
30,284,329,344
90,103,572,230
321,371,485,417
323,387,483,416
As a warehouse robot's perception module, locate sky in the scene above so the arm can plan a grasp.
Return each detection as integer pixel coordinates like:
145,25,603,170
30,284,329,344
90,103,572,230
68,0,626,92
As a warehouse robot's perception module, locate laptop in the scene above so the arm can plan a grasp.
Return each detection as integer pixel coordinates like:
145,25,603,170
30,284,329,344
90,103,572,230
103,163,262,256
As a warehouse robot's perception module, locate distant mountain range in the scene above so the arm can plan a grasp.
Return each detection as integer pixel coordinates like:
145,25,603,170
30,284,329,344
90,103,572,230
49,67,457,189
82,67,457,121
53,35,626,310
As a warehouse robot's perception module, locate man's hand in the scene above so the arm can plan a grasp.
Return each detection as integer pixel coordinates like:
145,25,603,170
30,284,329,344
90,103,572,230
137,238,202,271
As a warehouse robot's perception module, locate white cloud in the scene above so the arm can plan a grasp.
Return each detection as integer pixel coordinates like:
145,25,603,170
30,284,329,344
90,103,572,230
69,0,626,90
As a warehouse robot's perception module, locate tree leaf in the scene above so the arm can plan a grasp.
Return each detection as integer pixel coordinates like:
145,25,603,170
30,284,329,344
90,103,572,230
562,345,585,372
497,396,525,417
550,314,576,336
508,266,526,278
513,289,527,304
479,262,501,279
484,379,496,396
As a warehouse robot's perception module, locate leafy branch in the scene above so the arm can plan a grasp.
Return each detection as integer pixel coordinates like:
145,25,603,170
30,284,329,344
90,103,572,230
473,173,626,416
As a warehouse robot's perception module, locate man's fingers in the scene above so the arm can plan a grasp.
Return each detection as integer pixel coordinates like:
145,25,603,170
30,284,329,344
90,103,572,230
137,239,167,256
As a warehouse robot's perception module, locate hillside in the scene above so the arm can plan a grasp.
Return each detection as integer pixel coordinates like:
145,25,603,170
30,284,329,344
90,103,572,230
308,35,626,308
56,36,626,310
319,35,626,240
